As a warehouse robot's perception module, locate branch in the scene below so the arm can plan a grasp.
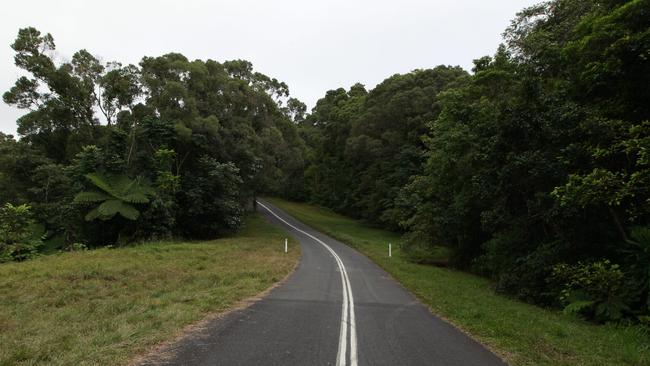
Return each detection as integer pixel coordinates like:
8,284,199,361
92,85,112,125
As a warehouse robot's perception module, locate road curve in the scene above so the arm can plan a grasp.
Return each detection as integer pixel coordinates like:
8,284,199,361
141,199,506,366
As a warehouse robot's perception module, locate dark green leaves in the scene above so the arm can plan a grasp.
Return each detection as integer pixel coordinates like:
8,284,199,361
74,174,152,221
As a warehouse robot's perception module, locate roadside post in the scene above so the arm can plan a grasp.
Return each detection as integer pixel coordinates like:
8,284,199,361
285,238,288,253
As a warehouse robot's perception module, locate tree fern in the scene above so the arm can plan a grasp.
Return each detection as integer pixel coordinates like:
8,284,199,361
73,191,111,203
74,173,152,221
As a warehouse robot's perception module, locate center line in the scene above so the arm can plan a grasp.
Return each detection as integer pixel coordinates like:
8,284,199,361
256,201,358,366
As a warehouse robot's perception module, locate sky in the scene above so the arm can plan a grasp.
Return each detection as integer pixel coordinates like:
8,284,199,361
0,0,538,136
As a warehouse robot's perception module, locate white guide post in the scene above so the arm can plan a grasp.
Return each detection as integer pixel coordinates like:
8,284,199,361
389,243,392,258
285,238,288,253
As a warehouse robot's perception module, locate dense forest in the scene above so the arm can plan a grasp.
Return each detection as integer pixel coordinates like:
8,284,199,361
298,0,649,323
1,0,648,324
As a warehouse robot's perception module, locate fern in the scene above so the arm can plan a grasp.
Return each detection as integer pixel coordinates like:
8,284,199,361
121,192,149,204
74,173,152,221
115,202,140,220
85,173,120,197
563,300,595,316
84,207,101,221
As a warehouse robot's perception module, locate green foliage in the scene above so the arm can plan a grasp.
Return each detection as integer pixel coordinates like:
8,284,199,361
133,148,180,241
301,67,467,228
153,149,180,194
551,117,650,229
0,203,42,262
178,156,243,238
74,173,152,221
550,260,632,322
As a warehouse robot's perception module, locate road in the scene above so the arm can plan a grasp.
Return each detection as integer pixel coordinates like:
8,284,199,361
142,199,506,366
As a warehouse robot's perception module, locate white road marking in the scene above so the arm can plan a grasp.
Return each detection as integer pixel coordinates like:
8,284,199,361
256,201,358,366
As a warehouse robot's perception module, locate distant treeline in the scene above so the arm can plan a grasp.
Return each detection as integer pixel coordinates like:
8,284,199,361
297,0,649,322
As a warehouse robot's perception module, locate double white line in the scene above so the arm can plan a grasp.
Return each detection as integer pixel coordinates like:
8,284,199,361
256,201,358,366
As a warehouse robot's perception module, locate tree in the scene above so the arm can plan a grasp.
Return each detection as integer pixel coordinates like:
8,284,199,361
0,203,42,262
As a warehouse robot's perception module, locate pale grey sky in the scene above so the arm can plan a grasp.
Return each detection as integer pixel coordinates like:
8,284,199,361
0,0,537,135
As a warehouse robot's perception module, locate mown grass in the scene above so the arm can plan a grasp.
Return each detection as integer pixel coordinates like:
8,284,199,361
266,197,650,366
0,213,299,366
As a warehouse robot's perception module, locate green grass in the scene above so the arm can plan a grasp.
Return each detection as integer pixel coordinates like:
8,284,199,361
266,197,650,366
0,213,300,366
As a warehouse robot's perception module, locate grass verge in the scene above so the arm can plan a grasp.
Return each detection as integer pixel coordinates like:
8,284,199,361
0,213,299,366
266,197,650,366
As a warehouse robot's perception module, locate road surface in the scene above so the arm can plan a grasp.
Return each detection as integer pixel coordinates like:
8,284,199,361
141,199,506,366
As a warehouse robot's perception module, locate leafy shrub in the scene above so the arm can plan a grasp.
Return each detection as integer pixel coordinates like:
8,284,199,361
492,241,565,306
134,149,179,241
178,156,244,238
136,196,176,241
550,260,632,322
0,203,42,262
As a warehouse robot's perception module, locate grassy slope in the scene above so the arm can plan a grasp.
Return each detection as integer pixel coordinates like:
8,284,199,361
266,197,650,366
0,214,299,366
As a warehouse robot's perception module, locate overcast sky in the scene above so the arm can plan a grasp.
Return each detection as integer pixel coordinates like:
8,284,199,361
0,0,538,135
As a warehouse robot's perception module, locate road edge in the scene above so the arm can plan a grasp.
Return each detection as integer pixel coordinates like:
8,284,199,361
128,230,302,366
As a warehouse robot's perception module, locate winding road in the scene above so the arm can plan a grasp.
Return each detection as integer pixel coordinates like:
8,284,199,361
144,199,506,366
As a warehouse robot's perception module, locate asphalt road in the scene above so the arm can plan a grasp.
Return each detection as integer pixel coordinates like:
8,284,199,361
143,199,506,366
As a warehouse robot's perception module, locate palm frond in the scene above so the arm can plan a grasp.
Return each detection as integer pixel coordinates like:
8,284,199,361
84,207,101,221
116,202,140,220
81,173,147,221
121,192,149,204
97,199,140,221
128,176,155,195
112,175,137,194
97,199,123,219
74,191,111,204
85,173,119,198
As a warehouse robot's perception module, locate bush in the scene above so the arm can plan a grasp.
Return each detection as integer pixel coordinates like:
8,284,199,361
178,157,244,238
493,244,562,306
550,260,632,322
0,203,42,262
134,149,180,241
136,196,175,241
